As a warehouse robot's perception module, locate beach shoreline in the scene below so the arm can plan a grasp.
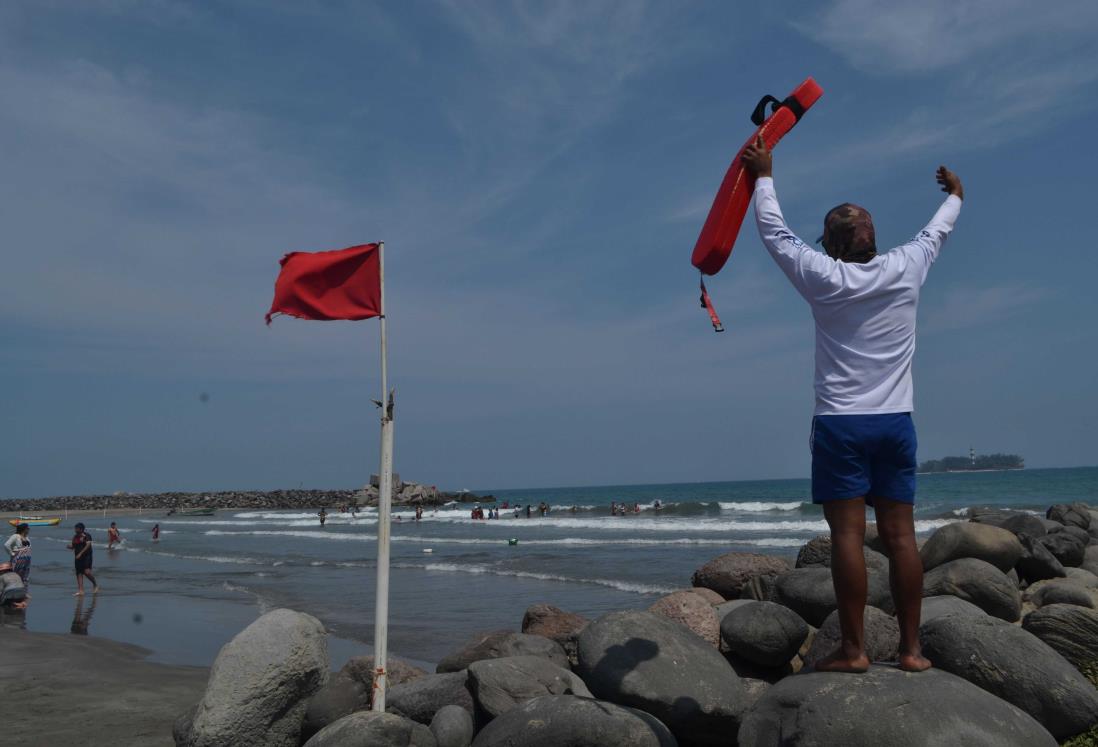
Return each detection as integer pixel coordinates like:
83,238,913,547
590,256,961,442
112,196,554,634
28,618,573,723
2,626,208,747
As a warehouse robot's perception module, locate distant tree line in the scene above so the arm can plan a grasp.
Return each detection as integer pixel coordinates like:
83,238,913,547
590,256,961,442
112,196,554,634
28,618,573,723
919,453,1024,473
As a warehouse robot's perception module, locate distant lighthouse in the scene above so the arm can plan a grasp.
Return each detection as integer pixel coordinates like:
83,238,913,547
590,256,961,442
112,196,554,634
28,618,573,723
970,446,976,466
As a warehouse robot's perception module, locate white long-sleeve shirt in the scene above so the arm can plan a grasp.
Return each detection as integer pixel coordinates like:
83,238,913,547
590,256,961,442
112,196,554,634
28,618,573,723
753,176,962,415
4,533,26,559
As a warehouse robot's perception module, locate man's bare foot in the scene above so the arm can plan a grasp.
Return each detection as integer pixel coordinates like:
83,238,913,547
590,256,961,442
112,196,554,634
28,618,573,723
73,591,84,596
899,652,932,672
814,650,870,673
93,586,100,594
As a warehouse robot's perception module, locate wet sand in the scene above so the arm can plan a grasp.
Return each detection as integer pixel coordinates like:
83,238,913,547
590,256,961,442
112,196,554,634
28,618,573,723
2,626,208,746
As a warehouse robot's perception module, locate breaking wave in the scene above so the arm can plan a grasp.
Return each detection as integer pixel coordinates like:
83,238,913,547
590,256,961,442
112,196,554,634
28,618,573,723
718,501,804,512
201,529,805,548
395,561,677,595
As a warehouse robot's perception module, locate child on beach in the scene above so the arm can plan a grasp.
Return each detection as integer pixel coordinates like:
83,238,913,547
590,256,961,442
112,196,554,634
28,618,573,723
152,523,160,541
742,136,963,673
67,522,100,596
0,563,28,609
108,521,121,549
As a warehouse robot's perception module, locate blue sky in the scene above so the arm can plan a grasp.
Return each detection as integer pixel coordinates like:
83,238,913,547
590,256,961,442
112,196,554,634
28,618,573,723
2,1,1097,498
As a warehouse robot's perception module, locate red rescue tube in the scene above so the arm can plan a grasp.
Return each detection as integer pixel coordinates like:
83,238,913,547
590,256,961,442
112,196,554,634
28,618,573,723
691,78,823,276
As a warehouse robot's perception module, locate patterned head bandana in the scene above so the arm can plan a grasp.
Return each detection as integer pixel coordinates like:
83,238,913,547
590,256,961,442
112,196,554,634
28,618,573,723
817,203,877,263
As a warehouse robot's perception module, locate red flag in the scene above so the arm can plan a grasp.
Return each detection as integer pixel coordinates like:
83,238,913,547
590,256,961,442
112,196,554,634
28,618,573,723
266,243,381,325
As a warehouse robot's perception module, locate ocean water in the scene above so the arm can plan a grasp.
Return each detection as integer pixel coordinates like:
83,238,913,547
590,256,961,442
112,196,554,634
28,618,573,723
4,466,1095,667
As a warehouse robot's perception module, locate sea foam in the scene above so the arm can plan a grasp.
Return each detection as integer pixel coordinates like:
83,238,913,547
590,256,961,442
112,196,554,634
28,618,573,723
718,501,804,512
396,561,677,595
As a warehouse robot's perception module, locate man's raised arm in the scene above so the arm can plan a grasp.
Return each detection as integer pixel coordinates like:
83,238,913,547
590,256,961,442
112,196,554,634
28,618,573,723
742,136,835,298
902,166,964,278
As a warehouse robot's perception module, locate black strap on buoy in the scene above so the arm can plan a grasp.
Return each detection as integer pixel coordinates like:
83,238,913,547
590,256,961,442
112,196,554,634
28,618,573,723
699,275,724,333
750,94,806,126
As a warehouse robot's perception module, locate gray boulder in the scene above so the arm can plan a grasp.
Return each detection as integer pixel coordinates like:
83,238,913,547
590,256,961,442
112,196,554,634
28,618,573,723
649,590,720,647
173,702,198,746
1084,545,1098,576
720,601,808,668
773,566,891,626
738,573,779,602
794,535,831,568
436,631,567,674
1029,580,1096,608
920,613,1098,740
970,509,1049,538
1048,502,1092,529
920,595,987,623
520,604,588,667
1050,523,1092,544
1041,517,1067,533
740,677,771,712
1065,566,1098,587
303,711,436,747
429,705,474,747
714,599,755,625
967,507,1023,525
187,609,328,747
922,557,1021,621
467,655,591,722
1039,532,1086,567
1016,532,1067,582
723,654,794,684
691,552,790,599
470,695,676,747
863,522,886,554
802,606,899,668
1001,513,1050,538
920,521,1022,571
738,666,1056,746
862,546,891,573
303,655,427,740
576,609,745,746
342,654,428,688
302,673,368,741
687,587,726,605
387,672,474,725
1022,604,1098,670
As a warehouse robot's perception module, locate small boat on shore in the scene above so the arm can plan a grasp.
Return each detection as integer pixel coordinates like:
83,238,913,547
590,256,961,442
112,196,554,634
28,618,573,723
7,516,62,527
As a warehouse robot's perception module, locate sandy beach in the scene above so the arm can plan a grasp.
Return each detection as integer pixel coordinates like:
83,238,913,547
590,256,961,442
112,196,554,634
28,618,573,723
2,626,207,746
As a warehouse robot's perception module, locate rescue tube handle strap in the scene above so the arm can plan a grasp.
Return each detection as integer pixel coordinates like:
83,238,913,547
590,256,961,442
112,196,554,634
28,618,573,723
750,93,807,126
699,275,724,333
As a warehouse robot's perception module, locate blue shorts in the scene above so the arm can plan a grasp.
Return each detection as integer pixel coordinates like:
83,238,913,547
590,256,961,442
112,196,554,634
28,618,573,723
810,413,917,505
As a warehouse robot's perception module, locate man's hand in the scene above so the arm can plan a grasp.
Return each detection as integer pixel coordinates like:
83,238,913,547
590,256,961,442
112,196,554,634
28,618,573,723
742,135,772,178
936,165,963,200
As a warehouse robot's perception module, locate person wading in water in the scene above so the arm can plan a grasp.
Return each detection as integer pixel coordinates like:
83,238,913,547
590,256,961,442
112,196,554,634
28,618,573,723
742,135,963,673
68,522,100,596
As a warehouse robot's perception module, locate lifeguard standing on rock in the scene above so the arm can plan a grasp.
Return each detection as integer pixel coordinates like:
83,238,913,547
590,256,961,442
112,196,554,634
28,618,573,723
742,135,964,672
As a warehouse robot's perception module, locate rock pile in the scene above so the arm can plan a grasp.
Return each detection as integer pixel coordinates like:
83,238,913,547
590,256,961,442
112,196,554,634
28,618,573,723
3,481,494,512
173,501,1098,746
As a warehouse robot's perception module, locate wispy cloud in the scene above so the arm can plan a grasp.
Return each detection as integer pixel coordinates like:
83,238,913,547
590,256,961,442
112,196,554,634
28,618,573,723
921,284,1047,334
793,0,1098,75
781,1,1098,178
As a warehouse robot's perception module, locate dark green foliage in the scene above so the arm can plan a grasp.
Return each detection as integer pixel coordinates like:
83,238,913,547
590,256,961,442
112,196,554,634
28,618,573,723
919,453,1024,473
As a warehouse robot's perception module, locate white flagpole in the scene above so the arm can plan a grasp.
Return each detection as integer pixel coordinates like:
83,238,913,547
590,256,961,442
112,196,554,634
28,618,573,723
372,241,395,711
